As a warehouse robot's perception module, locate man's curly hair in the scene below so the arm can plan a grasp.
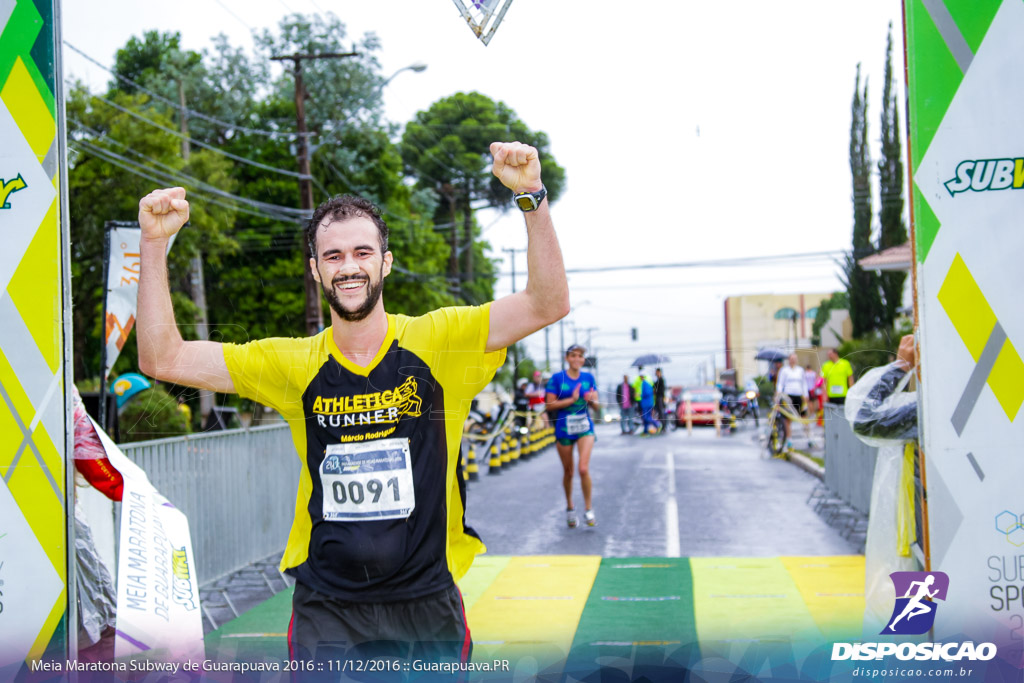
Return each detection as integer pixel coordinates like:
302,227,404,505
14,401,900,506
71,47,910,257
305,195,389,259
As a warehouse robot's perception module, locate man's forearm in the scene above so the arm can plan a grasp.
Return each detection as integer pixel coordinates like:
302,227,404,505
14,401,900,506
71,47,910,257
522,201,570,322
137,237,184,378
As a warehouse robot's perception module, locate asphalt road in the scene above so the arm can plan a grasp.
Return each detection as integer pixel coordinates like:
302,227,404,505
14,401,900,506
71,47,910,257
199,419,856,634
464,420,858,558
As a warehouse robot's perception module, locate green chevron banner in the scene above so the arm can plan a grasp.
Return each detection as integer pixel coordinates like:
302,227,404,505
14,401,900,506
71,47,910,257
0,0,71,675
907,0,1024,666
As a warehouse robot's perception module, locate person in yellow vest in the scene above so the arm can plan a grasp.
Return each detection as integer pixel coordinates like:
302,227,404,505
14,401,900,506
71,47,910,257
821,348,855,406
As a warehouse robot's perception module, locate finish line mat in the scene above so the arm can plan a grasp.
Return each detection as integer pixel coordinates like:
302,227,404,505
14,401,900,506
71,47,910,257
205,555,865,676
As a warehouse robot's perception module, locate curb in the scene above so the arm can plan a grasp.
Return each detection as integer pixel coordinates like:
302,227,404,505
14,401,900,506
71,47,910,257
787,449,825,480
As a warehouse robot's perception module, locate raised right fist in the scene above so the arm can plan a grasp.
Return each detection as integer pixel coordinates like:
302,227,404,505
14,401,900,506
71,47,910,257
139,187,189,240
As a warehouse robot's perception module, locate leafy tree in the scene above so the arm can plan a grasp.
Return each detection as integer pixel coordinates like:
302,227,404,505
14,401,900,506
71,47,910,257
401,91,566,303
810,291,849,347
837,318,914,381
877,23,908,329
845,64,882,337
119,385,190,442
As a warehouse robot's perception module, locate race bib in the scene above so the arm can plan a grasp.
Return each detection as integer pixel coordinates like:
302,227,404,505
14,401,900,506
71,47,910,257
566,412,589,435
830,384,845,395
320,438,415,521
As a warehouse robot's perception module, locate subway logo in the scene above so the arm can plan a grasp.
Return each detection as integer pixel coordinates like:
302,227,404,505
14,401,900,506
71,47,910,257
944,158,1024,197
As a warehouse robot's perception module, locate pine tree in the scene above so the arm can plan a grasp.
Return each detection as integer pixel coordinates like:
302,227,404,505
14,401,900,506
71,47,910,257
845,64,882,337
877,24,908,328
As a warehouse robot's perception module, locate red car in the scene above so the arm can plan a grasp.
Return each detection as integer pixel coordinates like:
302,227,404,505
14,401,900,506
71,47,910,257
675,388,723,426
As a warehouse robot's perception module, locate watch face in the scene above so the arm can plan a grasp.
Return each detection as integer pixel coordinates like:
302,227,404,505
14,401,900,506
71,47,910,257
515,194,538,211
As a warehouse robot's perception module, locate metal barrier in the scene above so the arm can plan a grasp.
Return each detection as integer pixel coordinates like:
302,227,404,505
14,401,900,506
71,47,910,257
119,423,299,587
119,414,555,588
822,404,877,514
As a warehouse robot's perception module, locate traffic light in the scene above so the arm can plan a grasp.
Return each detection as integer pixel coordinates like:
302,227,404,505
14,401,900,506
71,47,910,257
631,327,638,341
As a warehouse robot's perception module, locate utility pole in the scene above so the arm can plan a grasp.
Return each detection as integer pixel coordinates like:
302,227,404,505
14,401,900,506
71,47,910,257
544,326,550,372
502,247,526,377
176,78,214,425
271,50,358,336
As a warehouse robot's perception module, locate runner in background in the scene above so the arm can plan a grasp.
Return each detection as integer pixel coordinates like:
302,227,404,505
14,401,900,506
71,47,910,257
546,344,600,528
525,369,548,427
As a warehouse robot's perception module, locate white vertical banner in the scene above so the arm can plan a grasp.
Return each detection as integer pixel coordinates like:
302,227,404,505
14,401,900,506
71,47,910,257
91,420,204,662
908,0,1024,664
103,227,174,380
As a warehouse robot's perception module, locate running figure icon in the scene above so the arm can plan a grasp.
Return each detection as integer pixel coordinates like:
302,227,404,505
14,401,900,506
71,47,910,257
888,574,939,631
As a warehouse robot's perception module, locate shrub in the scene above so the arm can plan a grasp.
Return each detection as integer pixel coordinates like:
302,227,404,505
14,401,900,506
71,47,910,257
837,320,913,380
118,385,190,443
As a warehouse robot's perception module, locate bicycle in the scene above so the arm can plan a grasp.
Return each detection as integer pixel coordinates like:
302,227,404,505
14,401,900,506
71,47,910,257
763,396,805,458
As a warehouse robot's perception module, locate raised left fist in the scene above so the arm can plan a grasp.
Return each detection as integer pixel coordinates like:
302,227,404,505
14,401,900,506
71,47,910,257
490,141,542,193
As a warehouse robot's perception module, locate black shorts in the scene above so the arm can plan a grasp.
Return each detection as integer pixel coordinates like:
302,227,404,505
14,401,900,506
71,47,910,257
827,396,846,406
289,581,471,667
784,395,806,413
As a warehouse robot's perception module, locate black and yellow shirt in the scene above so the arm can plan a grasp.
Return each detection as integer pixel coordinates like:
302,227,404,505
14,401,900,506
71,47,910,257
222,305,505,602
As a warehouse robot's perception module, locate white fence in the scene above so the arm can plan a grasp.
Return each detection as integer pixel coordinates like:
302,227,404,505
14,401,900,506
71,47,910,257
119,424,299,586
822,404,877,514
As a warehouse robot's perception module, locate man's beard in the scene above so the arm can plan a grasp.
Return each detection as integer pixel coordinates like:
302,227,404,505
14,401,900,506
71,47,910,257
322,269,384,322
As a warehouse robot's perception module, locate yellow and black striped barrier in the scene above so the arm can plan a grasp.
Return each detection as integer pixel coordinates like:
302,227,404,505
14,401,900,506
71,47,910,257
487,441,502,475
465,444,480,481
462,410,557,479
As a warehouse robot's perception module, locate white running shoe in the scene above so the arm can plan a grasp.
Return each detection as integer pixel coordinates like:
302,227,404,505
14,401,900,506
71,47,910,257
567,508,579,528
584,509,596,527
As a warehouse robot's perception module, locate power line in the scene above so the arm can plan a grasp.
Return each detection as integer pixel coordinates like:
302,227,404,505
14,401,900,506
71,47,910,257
69,139,301,225
64,41,298,140
78,85,312,181
69,120,310,220
493,250,848,278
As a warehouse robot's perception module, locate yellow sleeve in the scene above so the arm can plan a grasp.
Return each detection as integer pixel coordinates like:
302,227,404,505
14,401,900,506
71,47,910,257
400,304,506,402
221,336,316,419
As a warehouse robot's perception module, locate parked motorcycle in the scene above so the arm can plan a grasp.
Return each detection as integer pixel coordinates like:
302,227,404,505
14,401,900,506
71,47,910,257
721,382,760,426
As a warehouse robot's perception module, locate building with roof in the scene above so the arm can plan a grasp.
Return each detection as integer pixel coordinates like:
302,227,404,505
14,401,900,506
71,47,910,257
723,292,850,385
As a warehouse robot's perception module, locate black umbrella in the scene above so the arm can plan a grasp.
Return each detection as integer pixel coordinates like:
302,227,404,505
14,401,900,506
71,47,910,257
754,348,788,363
631,353,671,367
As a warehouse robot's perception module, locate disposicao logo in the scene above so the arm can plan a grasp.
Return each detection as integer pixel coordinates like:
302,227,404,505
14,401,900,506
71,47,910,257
882,571,948,635
944,158,1024,197
832,571,998,662
0,174,27,209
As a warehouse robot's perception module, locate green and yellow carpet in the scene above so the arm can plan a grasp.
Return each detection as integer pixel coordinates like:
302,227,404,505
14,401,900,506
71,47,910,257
205,555,865,679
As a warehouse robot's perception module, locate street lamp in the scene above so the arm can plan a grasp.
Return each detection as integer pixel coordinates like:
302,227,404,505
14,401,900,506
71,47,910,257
381,62,427,88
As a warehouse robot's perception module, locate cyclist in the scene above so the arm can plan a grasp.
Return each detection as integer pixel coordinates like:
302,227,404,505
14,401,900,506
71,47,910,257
546,344,600,527
774,353,809,450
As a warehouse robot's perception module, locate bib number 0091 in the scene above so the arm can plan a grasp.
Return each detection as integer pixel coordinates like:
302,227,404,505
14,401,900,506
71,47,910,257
320,438,415,521
332,477,401,505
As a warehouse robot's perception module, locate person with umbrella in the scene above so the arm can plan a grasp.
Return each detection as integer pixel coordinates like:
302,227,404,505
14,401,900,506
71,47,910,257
546,344,601,528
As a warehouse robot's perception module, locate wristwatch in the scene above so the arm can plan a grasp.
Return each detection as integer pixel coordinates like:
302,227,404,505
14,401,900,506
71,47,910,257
513,185,547,212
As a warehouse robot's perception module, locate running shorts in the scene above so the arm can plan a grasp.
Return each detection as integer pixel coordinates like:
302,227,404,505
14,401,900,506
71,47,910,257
557,431,595,446
784,394,806,413
289,581,471,666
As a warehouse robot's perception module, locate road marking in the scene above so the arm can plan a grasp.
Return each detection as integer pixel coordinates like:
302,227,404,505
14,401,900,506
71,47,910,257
600,596,681,602
666,451,680,558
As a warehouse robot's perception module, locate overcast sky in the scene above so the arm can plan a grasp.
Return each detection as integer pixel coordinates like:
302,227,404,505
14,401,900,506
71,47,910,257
62,0,908,389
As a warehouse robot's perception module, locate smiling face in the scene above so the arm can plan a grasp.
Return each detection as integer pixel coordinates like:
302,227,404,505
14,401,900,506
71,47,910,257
309,216,393,323
566,348,586,372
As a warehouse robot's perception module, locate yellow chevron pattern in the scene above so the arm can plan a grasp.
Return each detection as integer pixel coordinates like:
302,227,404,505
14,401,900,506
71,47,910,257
938,253,1024,421
0,0,68,668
